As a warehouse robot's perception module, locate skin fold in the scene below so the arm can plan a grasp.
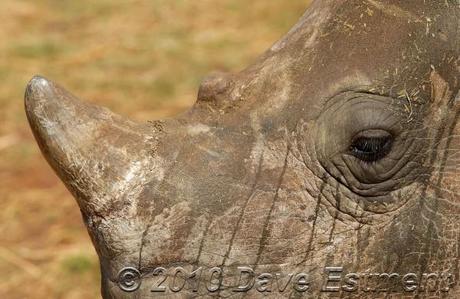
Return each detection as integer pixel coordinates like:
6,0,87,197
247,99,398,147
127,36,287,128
25,0,460,298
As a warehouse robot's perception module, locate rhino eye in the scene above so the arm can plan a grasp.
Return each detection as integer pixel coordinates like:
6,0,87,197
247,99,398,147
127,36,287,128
350,130,393,163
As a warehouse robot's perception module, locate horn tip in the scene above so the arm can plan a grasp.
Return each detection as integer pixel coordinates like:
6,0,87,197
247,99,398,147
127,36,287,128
24,75,62,139
24,75,54,108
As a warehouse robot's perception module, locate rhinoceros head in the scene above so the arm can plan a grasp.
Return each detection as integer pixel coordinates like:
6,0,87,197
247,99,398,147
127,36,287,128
25,0,460,298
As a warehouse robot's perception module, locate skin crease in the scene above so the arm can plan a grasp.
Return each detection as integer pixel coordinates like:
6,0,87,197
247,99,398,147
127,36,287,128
24,0,460,298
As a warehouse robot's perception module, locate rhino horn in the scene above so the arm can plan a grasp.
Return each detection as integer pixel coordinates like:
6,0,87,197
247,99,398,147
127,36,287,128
24,76,162,218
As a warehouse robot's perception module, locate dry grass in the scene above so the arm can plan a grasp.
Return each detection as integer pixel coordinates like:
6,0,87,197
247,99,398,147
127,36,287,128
0,1,309,298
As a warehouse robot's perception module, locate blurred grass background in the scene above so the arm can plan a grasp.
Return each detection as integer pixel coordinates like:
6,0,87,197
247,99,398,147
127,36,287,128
0,0,309,298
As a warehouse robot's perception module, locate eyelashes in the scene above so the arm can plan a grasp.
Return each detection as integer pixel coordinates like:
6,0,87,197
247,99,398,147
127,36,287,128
349,134,393,163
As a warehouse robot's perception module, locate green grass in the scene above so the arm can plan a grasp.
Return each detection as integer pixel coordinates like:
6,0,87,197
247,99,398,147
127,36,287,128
61,254,95,274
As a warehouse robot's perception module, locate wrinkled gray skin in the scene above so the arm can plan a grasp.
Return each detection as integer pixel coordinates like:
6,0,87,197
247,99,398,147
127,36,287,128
25,0,460,298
